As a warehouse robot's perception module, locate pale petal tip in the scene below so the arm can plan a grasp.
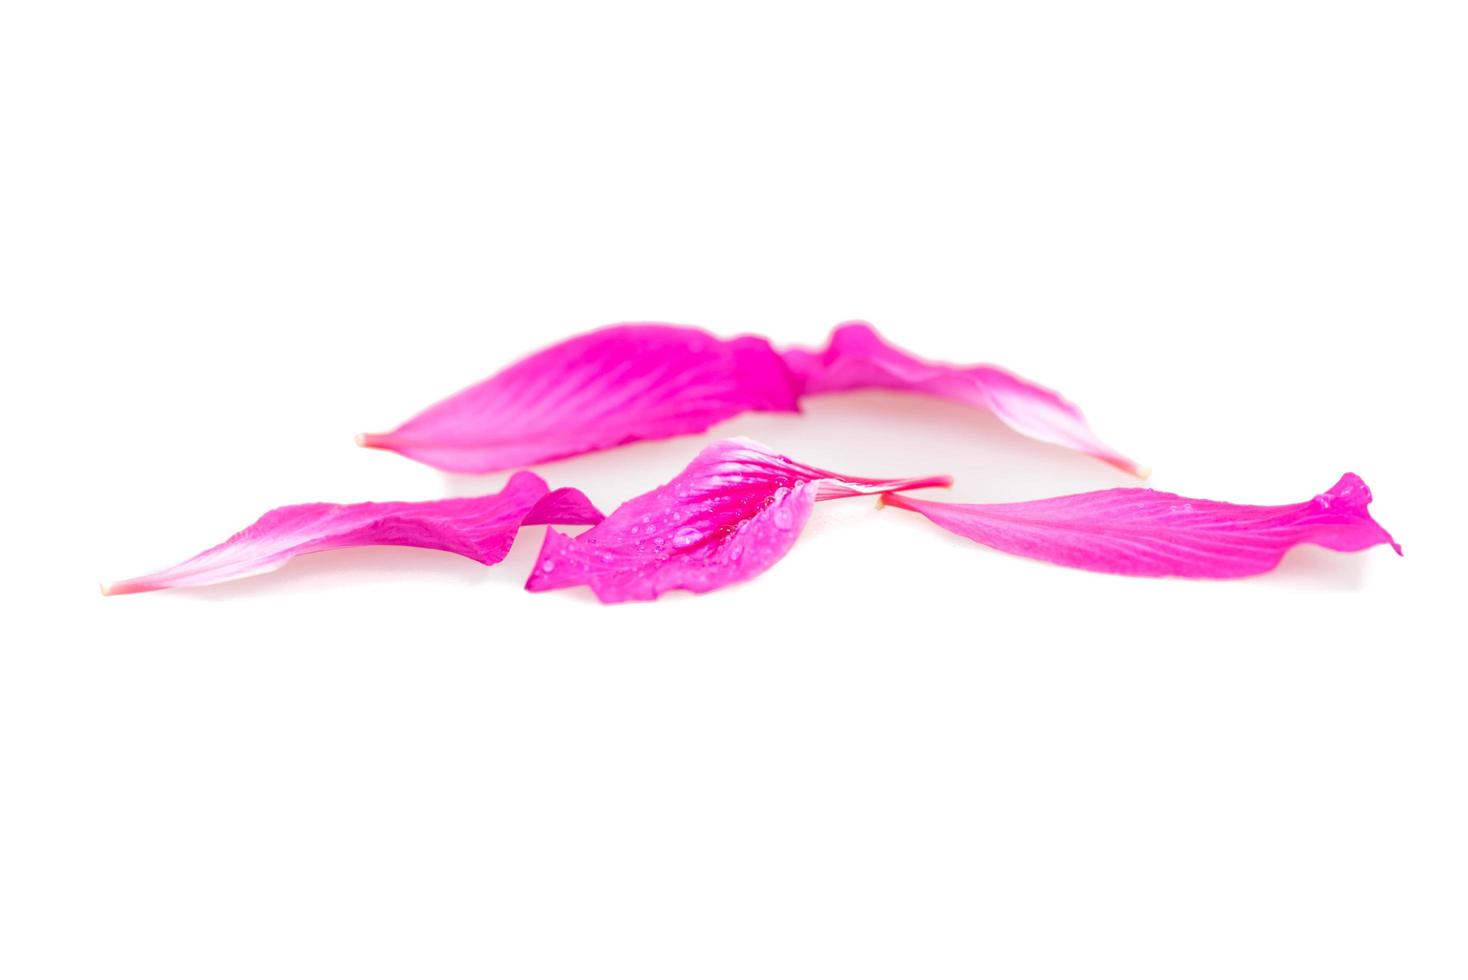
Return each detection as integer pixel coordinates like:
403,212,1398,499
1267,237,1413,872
100,578,156,597
355,432,390,450
1134,463,1153,481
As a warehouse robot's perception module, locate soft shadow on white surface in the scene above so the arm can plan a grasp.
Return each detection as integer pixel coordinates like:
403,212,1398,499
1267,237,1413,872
94,391,1408,602
166,547,496,601
154,525,714,605
438,389,1143,510
143,390,1386,601
1250,545,1375,592
165,532,556,602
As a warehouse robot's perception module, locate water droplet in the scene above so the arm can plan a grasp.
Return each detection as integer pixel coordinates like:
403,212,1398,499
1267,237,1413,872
772,507,793,529
539,559,556,573
1314,494,1331,509
672,526,701,548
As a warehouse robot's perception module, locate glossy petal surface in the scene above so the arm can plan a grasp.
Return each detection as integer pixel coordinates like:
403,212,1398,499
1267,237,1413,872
527,438,951,602
102,472,603,595
359,324,801,472
783,322,1144,476
882,473,1399,578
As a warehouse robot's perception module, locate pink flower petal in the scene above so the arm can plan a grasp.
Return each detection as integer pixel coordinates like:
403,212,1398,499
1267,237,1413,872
358,322,1142,476
881,473,1400,578
101,472,604,595
783,322,1145,476
526,438,951,603
358,324,801,473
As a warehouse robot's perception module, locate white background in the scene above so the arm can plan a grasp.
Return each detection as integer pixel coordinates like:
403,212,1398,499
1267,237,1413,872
3,2,1464,977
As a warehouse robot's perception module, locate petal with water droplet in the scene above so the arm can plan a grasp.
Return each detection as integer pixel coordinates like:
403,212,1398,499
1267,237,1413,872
881,473,1399,578
526,439,951,602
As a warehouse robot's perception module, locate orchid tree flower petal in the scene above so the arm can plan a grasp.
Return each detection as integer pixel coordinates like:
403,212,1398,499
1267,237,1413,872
881,473,1399,578
358,324,801,473
526,438,951,603
358,322,1142,476
101,472,603,595
782,321,1145,476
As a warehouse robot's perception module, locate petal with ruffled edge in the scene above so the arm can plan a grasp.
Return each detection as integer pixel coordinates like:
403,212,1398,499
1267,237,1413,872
881,474,1399,578
782,322,1145,477
526,438,951,602
358,324,801,473
101,472,604,595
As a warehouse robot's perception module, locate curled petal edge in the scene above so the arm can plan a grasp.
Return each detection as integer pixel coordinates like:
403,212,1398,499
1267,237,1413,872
101,472,604,595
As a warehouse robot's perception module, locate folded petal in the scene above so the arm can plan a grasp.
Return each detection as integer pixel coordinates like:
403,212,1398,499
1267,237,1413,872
358,324,801,473
783,321,1145,476
101,472,604,595
526,438,951,603
881,473,1400,579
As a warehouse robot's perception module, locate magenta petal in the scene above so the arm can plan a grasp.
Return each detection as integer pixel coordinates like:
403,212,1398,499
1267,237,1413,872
783,322,1145,476
358,324,801,473
526,438,951,603
101,471,604,595
522,486,605,527
881,473,1400,579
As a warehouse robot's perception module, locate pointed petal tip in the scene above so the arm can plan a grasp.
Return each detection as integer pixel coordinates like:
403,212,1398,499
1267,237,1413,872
99,578,157,597
869,483,944,508
1325,471,1369,499
911,474,955,491
884,474,952,495
877,491,917,512
1098,451,1149,480
355,432,388,449
813,472,952,500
